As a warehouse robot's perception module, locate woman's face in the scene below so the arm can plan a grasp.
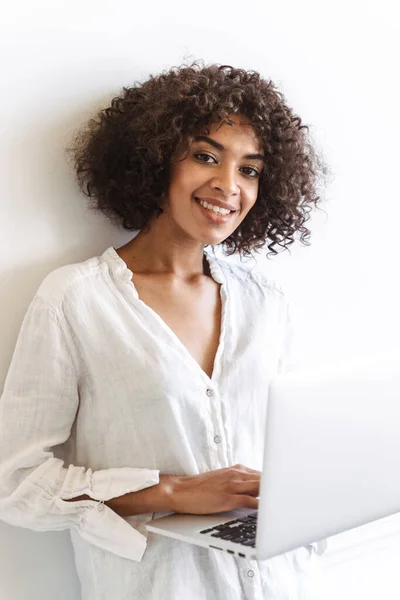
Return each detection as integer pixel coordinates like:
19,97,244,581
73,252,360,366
161,113,265,247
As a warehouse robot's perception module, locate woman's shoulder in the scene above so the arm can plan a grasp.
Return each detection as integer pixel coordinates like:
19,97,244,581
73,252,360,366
213,253,287,300
33,250,109,311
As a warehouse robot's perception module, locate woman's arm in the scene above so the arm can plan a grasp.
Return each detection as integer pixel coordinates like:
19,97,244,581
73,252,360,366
63,476,175,516
65,468,260,517
0,295,160,562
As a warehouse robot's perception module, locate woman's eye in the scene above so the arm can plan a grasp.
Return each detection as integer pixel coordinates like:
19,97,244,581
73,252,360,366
194,153,215,164
194,154,260,178
241,167,260,178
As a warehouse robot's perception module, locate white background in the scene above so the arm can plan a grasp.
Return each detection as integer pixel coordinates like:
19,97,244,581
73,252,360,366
1,1,399,598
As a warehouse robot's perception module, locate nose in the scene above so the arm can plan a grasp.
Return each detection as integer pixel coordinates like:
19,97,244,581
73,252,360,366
212,164,240,197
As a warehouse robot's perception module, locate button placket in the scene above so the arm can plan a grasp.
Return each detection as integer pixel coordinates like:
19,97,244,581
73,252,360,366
206,386,230,467
207,388,222,446
239,563,263,600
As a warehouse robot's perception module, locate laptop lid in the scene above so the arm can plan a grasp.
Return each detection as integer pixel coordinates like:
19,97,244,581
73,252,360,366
256,354,400,560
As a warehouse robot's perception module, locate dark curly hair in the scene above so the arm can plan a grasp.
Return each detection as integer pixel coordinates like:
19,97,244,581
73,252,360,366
67,59,331,258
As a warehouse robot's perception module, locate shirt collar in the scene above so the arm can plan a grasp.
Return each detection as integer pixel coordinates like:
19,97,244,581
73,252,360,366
101,246,225,286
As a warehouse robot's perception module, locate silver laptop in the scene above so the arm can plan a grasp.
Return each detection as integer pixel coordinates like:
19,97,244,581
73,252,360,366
146,354,400,560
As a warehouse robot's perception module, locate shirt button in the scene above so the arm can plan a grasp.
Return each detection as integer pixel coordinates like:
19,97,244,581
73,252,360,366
97,501,105,511
247,569,255,578
214,435,222,444
206,389,214,397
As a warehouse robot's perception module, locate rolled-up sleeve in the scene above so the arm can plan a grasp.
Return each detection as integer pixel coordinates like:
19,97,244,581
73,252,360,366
0,295,160,562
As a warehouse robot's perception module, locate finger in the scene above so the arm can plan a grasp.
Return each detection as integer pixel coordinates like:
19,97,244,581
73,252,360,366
234,495,259,510
231,470,261,482
232,464,261,475
233,479,260,496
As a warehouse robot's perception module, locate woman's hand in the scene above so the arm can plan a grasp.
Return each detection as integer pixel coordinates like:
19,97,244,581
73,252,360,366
161,464,260,515
64,464,260,518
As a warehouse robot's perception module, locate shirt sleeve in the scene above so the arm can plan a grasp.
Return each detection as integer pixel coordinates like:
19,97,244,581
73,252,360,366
0,295,160,562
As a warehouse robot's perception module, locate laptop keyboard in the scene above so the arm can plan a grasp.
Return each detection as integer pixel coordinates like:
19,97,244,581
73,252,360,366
199,512,257,548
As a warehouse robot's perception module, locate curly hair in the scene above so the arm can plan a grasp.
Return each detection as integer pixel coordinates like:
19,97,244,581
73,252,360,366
67,59,331,258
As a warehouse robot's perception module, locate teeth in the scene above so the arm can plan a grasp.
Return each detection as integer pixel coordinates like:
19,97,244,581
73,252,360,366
197,199,232,216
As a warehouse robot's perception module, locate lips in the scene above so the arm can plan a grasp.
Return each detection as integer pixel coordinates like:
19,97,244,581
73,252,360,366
195,197,237,212
194,197,236,223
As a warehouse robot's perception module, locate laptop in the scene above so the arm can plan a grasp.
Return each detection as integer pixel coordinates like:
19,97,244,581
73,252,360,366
146,354,400,561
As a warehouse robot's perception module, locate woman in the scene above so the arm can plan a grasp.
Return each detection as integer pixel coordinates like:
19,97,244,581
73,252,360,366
0,61,330,599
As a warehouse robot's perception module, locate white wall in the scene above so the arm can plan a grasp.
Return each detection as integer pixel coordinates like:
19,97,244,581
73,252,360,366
1,1,399,598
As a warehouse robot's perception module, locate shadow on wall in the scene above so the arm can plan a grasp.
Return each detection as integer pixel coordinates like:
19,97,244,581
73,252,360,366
0,96,136,384
0,522,81,600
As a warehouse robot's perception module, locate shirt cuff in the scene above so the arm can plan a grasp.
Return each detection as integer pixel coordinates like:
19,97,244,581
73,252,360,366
78,497,151,561
59,467,160,562
59,466,160,502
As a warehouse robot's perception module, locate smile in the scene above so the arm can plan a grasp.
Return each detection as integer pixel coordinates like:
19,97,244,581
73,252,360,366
194,197,237,224
195,198,234,215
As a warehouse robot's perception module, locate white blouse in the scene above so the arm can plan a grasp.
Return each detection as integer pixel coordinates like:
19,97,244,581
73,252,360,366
0,246,325,600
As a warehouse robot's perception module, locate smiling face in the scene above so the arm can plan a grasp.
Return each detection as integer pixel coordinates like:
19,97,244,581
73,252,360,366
160,113,265,247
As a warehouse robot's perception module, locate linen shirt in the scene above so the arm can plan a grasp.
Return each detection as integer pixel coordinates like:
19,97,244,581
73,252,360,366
0,246,325,600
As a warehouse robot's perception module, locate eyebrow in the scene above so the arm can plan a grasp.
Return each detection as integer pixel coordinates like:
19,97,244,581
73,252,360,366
192,135,265,162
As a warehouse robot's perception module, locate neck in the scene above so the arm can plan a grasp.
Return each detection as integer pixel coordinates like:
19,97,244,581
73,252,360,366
116,215,211,281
